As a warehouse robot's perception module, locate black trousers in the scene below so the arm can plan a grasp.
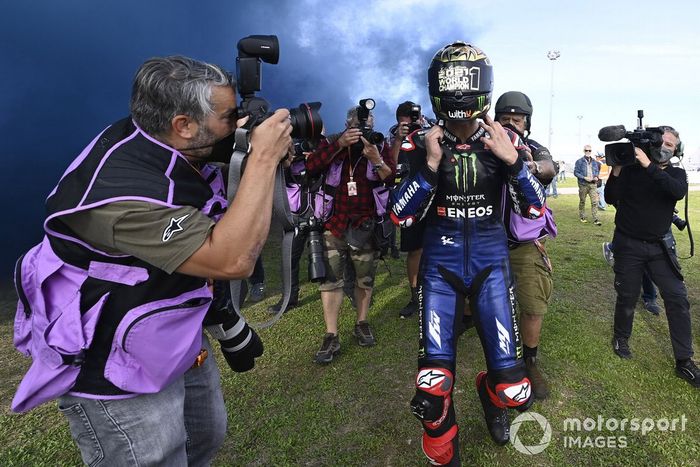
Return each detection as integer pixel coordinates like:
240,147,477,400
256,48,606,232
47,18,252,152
612,230,693,360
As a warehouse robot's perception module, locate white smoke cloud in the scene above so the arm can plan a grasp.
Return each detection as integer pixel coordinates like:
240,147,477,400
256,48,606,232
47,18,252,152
288,0,490,127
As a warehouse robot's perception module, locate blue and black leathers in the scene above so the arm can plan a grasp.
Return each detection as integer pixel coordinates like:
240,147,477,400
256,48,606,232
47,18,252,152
392,125,545,461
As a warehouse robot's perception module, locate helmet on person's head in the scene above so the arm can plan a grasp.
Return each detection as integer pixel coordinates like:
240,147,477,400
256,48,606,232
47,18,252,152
495,91,533,132
428,42,493,122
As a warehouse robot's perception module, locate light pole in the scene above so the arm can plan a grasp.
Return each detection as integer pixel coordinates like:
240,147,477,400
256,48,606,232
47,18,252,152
577,115,583,148
547,50,561,150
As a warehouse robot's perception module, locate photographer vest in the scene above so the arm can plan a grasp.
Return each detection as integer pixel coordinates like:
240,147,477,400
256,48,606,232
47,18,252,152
319,145,391,220
12,118,224,412
503,139,557,244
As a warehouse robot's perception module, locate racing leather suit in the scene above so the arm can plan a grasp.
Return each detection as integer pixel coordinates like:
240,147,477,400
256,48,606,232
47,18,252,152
391,125,546,464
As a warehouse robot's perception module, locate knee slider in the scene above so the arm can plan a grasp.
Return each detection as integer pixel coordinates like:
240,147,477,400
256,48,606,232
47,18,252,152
411,367,454,423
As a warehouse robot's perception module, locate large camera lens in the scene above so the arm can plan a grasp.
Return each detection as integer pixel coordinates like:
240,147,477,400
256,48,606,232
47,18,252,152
365,129,384,144
289,102,323,140
306,217,326,282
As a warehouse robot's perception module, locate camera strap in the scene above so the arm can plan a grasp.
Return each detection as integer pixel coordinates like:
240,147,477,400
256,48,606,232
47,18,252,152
226,127,295,329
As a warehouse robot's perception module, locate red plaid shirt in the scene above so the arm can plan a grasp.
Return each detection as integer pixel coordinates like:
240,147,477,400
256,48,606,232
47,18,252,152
306,137,394,238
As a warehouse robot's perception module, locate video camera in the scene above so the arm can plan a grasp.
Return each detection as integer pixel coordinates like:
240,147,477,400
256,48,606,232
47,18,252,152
351,98,384,153
237,35,323,140
598,110,665,166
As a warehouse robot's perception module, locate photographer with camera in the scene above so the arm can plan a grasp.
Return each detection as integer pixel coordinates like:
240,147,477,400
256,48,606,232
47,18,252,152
305,102,395,364
267,138,326,313
574,144,602,225
604,125,699,387
11,56,292,464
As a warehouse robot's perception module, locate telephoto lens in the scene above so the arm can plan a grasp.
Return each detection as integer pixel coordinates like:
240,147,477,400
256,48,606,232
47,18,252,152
306,216,327,282
204,281,264,372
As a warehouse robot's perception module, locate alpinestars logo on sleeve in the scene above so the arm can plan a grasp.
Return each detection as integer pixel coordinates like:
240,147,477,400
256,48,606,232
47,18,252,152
162,214,190,242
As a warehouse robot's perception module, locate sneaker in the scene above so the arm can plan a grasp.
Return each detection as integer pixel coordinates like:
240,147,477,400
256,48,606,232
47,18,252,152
675,360,700,388
602,242,615,268
593,220,602,226
525,356,550,400
476,372,510,446
580,218,588,223
353,320,376,346
249,283,265,302
612,336,632,359
643,299,662,316
314,333,340,364
267,297,299,314
399,300,417,318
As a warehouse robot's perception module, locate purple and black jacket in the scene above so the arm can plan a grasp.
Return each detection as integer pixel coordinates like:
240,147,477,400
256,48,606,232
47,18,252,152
12,118,226,412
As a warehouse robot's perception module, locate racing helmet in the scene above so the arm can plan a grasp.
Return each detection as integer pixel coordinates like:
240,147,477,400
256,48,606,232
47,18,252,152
428,41,493,122
494,91,533,133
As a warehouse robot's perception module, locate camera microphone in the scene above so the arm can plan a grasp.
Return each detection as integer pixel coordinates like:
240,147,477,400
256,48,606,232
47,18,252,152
598,125,627,142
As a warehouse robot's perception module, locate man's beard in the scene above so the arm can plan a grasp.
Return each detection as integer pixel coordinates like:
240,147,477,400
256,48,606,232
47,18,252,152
182,124,217,159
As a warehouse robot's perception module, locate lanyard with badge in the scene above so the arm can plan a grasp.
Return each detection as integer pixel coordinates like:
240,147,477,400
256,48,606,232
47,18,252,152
347,152,362,196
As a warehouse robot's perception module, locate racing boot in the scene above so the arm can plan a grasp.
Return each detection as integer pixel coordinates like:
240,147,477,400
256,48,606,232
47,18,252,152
476,371,510,446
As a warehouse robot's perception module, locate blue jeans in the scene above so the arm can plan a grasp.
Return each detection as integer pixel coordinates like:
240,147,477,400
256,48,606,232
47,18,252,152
59,334,226,466
548,177,558,197
597,184,607,209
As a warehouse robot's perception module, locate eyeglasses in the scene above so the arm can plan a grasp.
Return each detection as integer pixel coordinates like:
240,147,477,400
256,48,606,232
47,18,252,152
584,149,592,153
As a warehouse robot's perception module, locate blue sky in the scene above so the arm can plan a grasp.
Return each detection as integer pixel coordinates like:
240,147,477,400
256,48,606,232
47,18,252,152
1,0,699,272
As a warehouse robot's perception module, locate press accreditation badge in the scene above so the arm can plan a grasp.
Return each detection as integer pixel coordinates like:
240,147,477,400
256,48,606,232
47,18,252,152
347,181,358,196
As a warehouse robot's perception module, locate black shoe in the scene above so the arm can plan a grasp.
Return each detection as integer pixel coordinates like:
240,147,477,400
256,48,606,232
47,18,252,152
314,333,340,364
476,372,510,446
249,282,265,302
399,287,418,319
525,356,550,400
267,298,299,314
399,300,417,318
643,299,662,316
353,321,376,346
390,247,400,259
675,360,700,388
612,336,632,359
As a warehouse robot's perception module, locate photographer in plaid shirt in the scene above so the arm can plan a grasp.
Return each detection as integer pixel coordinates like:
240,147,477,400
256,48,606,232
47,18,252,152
306,104,395,364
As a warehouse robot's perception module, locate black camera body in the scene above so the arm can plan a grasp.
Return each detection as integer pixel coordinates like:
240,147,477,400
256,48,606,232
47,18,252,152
351,98,384,154
236,35,323,140
407,104,423,133
599,110,664,166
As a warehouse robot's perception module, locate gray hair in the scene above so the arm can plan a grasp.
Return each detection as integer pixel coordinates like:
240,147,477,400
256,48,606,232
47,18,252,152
346,105,373,127
130,56,234,136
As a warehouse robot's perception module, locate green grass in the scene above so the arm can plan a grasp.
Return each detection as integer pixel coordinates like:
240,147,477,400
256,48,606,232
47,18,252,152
1,192,700,466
